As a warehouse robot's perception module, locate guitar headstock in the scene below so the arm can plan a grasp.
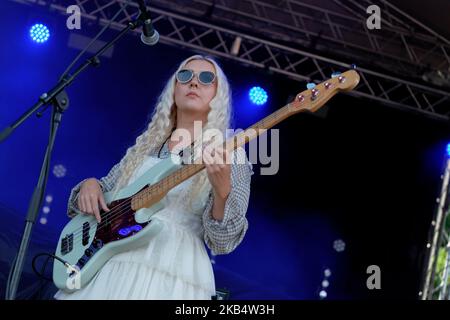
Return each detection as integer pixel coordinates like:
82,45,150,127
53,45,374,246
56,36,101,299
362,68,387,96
288,70,360,114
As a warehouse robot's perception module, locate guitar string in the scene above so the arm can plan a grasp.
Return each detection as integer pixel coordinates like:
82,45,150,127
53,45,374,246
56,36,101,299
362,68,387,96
64,163,204,245
61,78,346,247
63,134,222,244
62,106,288,247
62,112,281,247
63,141,203,244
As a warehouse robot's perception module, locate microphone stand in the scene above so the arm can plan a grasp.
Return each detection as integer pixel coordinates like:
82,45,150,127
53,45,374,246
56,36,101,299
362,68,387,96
3,7,150,300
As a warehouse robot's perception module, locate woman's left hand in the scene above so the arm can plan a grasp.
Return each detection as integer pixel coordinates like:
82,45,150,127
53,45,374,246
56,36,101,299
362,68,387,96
203,145,231,200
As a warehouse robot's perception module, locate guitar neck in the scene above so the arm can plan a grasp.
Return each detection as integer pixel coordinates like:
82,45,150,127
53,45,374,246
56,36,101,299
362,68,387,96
229,103,292,149
131,103,293,210
131,69,360,210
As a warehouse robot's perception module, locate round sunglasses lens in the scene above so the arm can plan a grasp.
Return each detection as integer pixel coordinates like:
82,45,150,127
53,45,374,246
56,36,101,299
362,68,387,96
199,71,215,84
177,70,193,83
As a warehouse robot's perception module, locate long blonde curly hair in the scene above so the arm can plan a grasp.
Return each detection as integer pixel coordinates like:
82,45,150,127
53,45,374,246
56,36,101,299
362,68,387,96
110,54,233,209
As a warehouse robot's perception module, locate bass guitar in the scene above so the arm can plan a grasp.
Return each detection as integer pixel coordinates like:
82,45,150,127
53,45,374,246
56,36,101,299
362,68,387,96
53,70,360,292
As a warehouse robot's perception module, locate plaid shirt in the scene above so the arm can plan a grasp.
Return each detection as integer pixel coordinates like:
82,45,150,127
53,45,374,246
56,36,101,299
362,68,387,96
67,140,253,255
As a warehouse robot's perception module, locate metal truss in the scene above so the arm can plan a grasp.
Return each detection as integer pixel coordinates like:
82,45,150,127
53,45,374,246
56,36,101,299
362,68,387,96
10,0,450,119
421,160,450,300
148,0,450,82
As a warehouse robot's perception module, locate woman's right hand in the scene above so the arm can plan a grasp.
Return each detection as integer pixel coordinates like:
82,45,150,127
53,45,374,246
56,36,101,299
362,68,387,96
77,178,110,223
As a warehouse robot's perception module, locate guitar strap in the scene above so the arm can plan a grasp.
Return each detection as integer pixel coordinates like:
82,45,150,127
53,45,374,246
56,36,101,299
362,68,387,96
157,126,224,165
157,127,200,161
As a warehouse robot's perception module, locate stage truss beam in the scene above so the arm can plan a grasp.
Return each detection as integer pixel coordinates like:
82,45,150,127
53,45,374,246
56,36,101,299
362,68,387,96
11,0,450,120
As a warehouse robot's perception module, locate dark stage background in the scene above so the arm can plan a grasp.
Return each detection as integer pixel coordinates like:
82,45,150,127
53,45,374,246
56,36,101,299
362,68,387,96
1,1,450,300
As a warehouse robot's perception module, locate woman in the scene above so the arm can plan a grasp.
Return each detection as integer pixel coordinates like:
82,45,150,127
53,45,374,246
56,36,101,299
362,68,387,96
54,55,253,300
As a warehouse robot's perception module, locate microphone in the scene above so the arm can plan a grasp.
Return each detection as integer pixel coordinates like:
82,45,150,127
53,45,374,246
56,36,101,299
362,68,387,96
136,0,159,46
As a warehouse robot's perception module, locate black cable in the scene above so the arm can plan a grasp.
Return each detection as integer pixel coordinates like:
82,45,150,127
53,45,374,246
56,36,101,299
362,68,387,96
31,255,52,300
31,253,71,282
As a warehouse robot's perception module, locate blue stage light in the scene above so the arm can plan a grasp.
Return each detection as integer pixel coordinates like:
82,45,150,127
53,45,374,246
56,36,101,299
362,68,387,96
446,143,450,157
30,23,50,43
249,86,268,105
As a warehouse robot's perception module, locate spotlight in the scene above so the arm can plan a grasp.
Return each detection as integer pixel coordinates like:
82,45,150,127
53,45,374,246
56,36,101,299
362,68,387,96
446,143,450,157
53,164,67,178
30,23,50,44
249,86,268,105
45,195,53,203
319,268,331,299
333,239,346,252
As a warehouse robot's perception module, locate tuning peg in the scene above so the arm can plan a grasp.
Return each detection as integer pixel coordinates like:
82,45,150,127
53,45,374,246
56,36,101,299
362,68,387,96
296,94,305,102
331,72,341,78
338,75,346,83
306,82,316,89
311,88,319,100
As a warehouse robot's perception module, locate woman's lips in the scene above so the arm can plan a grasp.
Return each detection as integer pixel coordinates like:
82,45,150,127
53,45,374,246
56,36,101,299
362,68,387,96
187,92,199,98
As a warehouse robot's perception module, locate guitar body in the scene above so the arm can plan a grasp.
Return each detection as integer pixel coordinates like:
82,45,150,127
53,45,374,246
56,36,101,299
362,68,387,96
53,156,183,293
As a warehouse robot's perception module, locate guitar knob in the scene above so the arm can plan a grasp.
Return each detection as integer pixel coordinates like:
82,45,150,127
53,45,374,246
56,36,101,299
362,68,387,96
338,76,346,83
306,82,316,89
93,239,103,249
85,248,93,257
311,88,319,100
77,258,86,267
324,82,332,89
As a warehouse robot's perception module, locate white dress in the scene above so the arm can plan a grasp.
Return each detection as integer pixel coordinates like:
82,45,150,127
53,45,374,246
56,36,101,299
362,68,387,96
54,154,216,300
